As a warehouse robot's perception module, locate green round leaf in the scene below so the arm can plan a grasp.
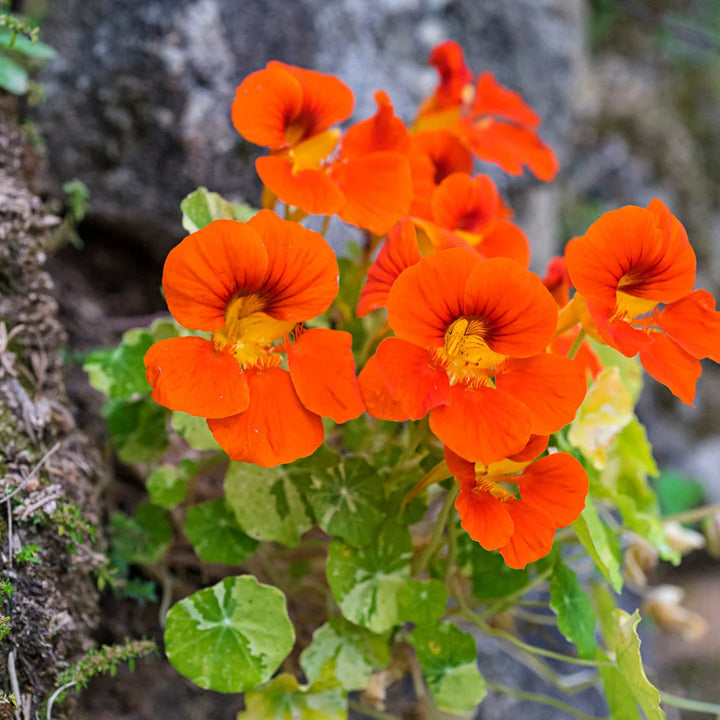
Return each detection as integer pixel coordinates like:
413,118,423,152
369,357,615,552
397,579,448,626
300,617,390,691
326,522,412,633
225,462,313,547
171,411,221,451
110,504,173,566
410,622,486,713
184,499,258,565
241,674,346,720
147,464,187,508
164,576,294,692
307,456,385,546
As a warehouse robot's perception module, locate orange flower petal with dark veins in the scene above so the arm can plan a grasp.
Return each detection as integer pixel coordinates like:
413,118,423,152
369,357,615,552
516,453,588,528
565,203,696,307
162,219,269,331
462,257,558,357
232,62,354,149
584,299,653,357
463,119,559,181
659,290,720,363
256,156,345,217
279,62,355,135
330,152,413,236
498,500,556,569
357,354,408,422
248,210,339,322
207,367,324,467
387,248,479,348
431,173,511,234
430,383,532,465
472,72,540,128
357,218,421,317
339,90,410,159
144,336,249,418
232,63,304,149
476,221,530,268
496,354,586,435
443,446,476,485
286,328,364,423
375,337,450,420
411,130,473,186
639,331,701,406
455,479,514,551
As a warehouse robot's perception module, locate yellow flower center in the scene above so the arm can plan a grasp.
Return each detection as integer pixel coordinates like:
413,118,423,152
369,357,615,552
439,316,508,386
288,129,341,173
212,293,295,368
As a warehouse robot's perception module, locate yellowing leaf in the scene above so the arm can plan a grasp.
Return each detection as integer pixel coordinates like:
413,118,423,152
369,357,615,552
568,367,634,469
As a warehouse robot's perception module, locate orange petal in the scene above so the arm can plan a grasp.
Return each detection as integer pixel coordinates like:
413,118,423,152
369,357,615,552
476,221,530,268
659,290,720,362
516,453,588,528
207,366,324,467
508,434,549,463
565,202,696,308
424,40,474,110
357,218,421,317
463,119,559,180
542,256,572,307
411,129,473,185
247,210,339,322
330,152,413,235
429,383,532,465
496,354,587,435
278,62,355,138
286,328,364,423
256,156,345,217
376,337,450,420
443,446,476,485
357,353,408,422
585,299,653,358
462,257,558,357
472,72,541,128
455,479,514,551
232,64,304,148
339,90,410,159
498,500,556,569
387,247,479,348
431,173,511,233
144,337,249,418
551,331,603,381
639,331,701,406
162,219,269,331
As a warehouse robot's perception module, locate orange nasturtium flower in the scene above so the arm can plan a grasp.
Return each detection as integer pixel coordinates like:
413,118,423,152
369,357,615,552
358,249,587,464
564,199,720,404
232,63,412,235
414,40,559,181
445,437,588,569
143,212,364,467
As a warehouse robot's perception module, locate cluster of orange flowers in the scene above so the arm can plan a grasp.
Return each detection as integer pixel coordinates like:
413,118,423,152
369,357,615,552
143,42,720,568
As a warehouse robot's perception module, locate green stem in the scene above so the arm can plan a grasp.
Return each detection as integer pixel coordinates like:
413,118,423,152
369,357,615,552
486,680,610,720
566,328,587,360
463,612,612,668
319,215,331,237
413,487,458,576
444,495,458,588
660,690,720,715
664,503,720,525
386,419,429,491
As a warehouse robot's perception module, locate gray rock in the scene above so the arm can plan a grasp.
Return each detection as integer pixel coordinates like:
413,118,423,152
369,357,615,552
34,0,584,262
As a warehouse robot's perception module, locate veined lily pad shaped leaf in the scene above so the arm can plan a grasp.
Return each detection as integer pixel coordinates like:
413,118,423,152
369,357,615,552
164,576,295,692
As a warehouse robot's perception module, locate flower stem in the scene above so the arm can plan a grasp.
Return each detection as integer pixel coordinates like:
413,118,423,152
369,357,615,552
664,503,720,525
566,328,587,360
660,690,720,715
413,486,458,576
486,679,610,720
